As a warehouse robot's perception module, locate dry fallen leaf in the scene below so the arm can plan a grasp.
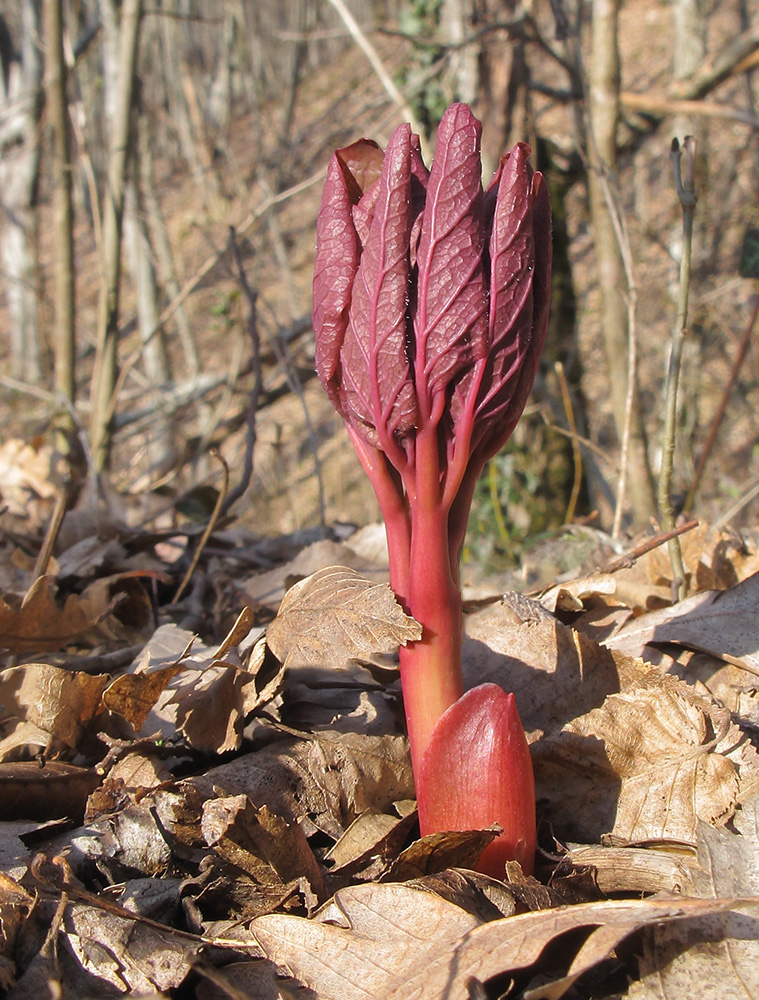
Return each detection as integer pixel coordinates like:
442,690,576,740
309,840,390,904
62,900,200,994
265,565,421,668
189,731,413,840
104,662,186,730
250,881,759,1000
242,538,390,609
201,793,325,904
0,664,109,759
463,609,622,734
252,882,481,1000
0,576,105,653
0,761,100,822
533,680,745,845
605,572,759,675
625,795,759,998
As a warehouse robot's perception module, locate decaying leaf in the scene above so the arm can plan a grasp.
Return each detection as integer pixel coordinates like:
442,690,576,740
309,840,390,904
387,828,500,881
242,537,390,609
103,616,280,754
189,730,413,839
566,843,698,896
0,664,109,758
252,882,481,1000
0,576,105,653
534,680,745,845
624,795,759,998
104,662,186,730
628,905,759,1000
172,637,281,754
62,901,200,994
0,761,100,822
462,608,623,734
251,881,759,1000
624,796,759,998
201,793,325,904
326,806,417,880
605,571,759,675
265,565,421,668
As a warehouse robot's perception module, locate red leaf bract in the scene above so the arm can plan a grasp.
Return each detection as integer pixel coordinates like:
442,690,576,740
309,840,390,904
416,683,536,876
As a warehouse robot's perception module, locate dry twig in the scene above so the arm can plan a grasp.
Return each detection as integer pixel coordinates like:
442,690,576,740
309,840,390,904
658,137,697,601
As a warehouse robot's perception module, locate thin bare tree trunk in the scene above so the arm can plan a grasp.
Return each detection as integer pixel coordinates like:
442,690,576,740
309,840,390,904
586,0,655,526
89,0,142,472
442,0,479,105
43,0,76,438
124,122,175,475
673,0,708,137
0,3,42,384
140,137,199,377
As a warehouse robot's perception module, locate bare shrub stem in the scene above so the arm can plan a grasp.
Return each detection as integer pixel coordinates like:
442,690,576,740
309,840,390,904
659,137,697,600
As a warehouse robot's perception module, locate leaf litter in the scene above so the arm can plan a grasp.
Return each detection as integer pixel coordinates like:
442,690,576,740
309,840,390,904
1,509,759,997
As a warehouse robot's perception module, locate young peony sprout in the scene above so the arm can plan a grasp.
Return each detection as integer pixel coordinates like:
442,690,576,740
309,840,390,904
313,103,552,876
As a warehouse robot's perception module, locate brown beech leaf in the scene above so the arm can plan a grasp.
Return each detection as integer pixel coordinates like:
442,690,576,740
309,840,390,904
0,664,109,756
326,806,417,878
61,900,200,994
534,681,743,845
103,663,186,730
0,576,103,653
605,571,759,675
189,731,413,839
172,637,281,754
619,796,759,999
201,794,326,904
387,829,499,881
250,882,756,1000
463,608,623,734
76,572,163,644
0,761,100,821
566,843,699,896
0,871,34,952
252,883,481,1000
628,797,759,1000
628,905,759,1000
266,565,421,668
104,616,279,754
242,538,390,609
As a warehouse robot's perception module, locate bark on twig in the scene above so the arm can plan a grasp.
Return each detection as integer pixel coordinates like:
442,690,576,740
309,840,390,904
658,138,698,600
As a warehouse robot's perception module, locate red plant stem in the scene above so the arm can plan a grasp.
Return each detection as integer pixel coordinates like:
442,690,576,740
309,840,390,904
347,427,411,601
399,423,464,778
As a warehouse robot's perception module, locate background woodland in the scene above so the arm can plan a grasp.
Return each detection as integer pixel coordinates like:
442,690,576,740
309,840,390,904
0,0,758,566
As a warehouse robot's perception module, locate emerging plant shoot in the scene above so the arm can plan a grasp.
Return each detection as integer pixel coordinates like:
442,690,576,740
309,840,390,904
313,103,552,875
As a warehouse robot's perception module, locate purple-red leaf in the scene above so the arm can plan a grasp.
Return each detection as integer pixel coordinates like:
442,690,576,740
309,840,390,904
313,139,384,410
412,104,488,419
476,168,552,458
340,124,417,448
416,683,536,876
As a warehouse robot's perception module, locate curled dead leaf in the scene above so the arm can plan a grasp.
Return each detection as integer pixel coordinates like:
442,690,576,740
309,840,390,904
534,681,747,846
0,664,109,758
0,576,104,653
605,572,759,675
250,881,759,1000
